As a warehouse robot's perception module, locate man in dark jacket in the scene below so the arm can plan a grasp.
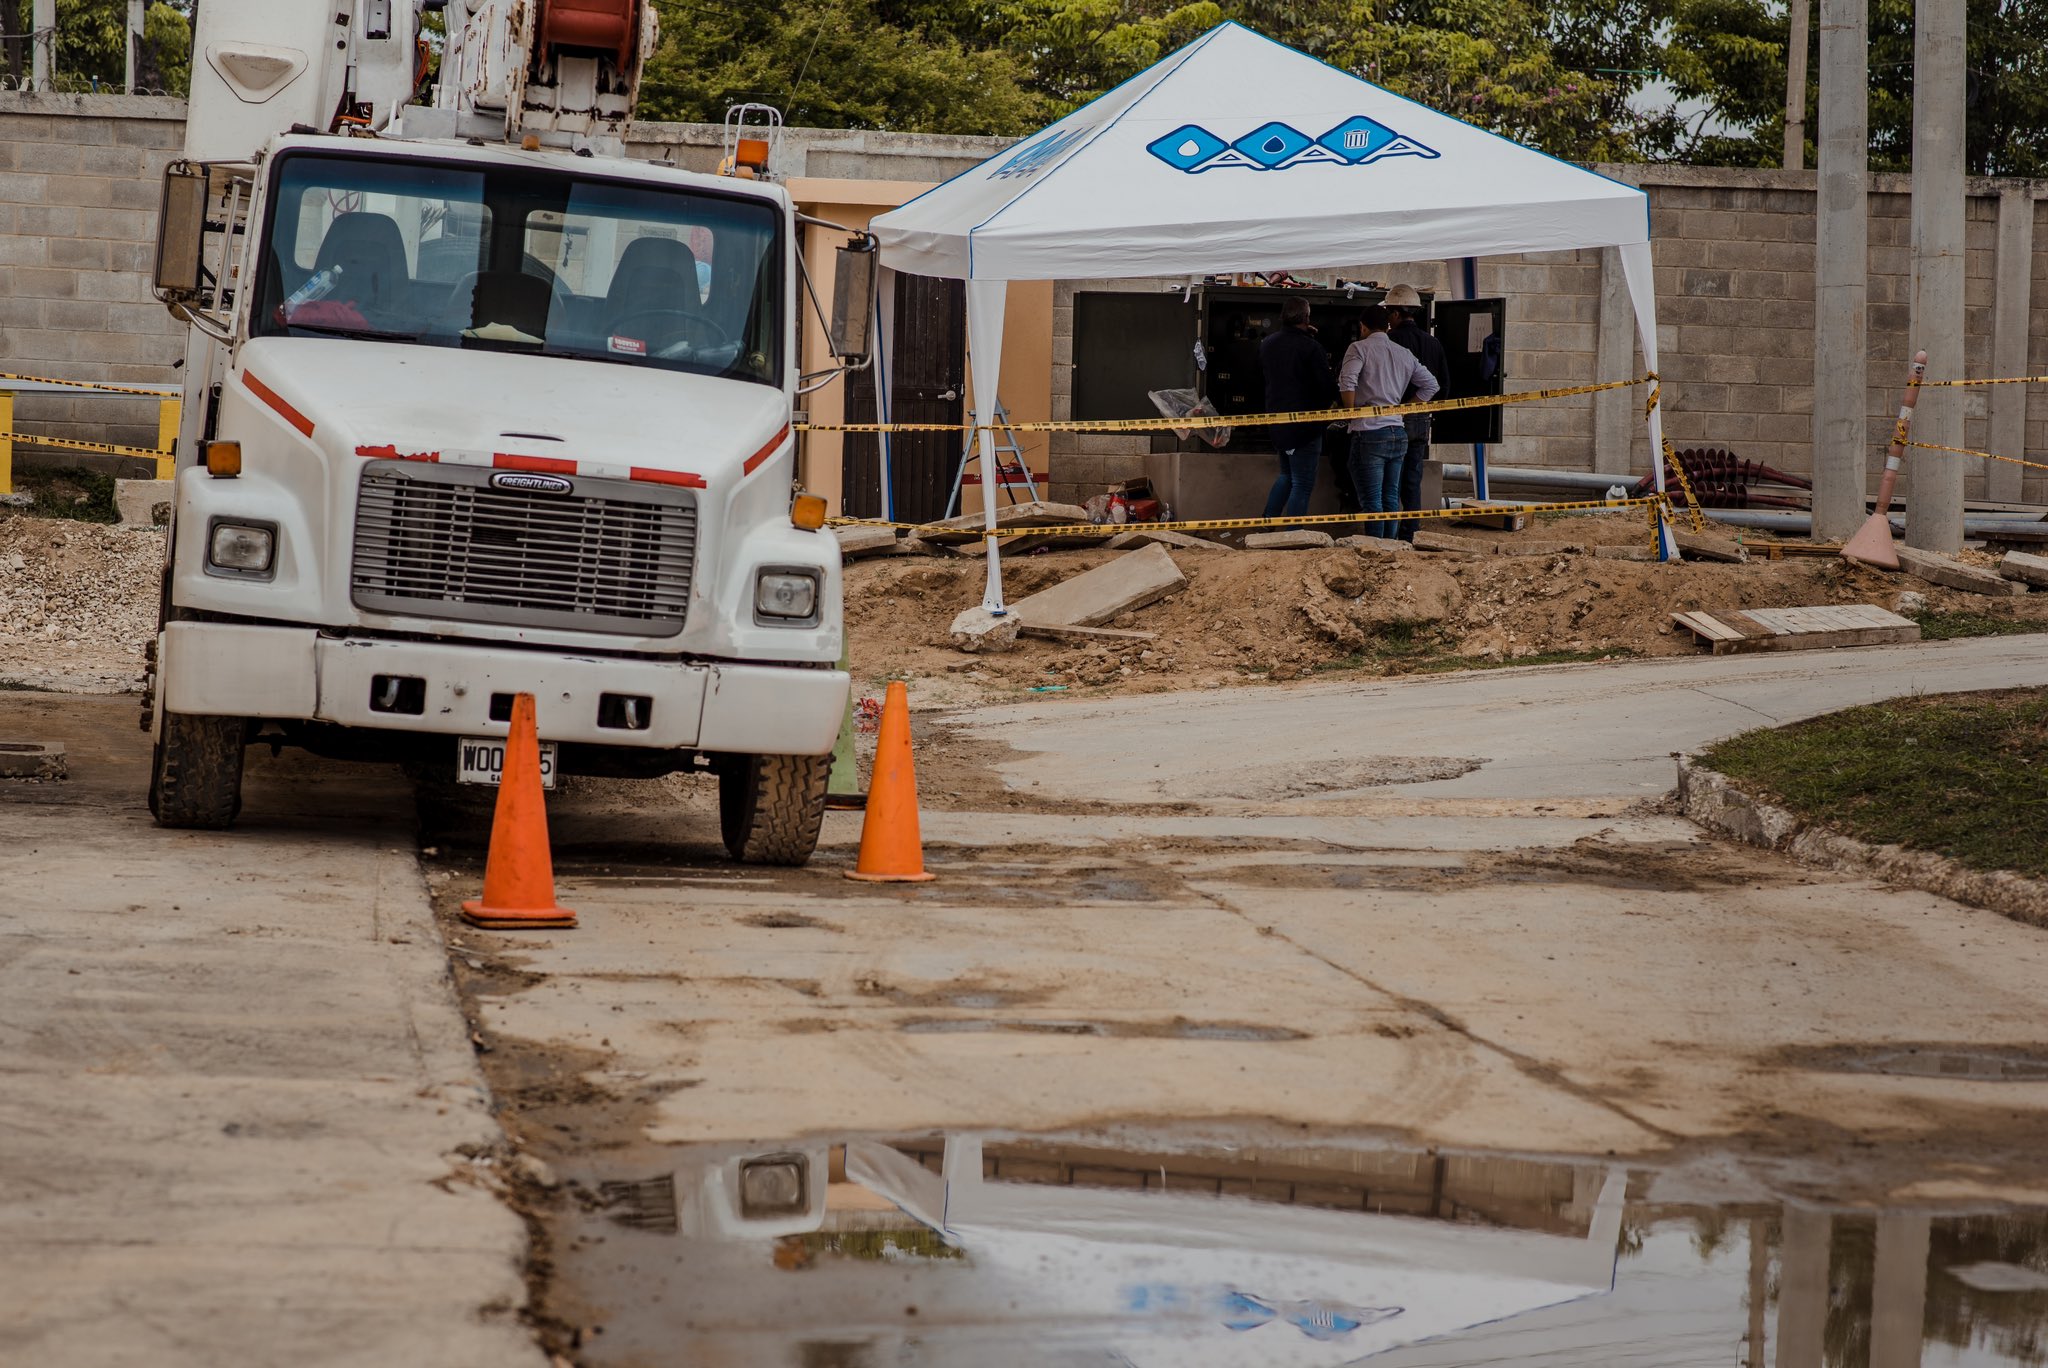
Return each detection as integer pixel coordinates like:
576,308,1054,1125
1383,284,1450,540
1258,296,1337,520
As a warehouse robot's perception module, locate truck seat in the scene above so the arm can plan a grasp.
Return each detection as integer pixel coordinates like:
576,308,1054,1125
314,212,411,309
606,236,701,316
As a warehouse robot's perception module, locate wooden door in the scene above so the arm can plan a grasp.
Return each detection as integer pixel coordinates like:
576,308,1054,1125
841,275,966,523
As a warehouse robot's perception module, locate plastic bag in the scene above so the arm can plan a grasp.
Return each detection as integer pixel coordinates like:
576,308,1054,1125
1148,387,1233,449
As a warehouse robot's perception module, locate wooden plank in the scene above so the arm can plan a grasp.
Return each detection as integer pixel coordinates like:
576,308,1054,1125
1673,611,1741,643
1018,623,1160,644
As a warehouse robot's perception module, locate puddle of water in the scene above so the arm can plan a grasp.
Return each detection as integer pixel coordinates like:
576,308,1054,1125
546,1129,2048,1367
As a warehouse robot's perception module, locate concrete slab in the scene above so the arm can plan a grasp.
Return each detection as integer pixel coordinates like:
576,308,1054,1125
1243,530,1334,550
113,477,171,528
1411,529,1491,555
1898,545,2028,596
1675,528,1751,563
1335,534,1413,553
0,739,64,778
1010,542,1185,628
834,524,899,558
1106,527,1232,552
0,694,539,1366
2000,548,2048,588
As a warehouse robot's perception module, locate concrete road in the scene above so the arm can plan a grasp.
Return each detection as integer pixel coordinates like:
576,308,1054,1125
957,632,2048,805
0,696,539,1368
442,636,2048,1204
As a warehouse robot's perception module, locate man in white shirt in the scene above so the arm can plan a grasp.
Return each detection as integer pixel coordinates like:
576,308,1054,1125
1336,304,1439,538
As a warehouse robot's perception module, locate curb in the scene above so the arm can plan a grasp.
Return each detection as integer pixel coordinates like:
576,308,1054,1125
1675,755,2048,930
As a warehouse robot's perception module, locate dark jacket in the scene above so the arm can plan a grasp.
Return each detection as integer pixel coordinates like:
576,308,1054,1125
1389,318,1451,437
1260,324,1337,452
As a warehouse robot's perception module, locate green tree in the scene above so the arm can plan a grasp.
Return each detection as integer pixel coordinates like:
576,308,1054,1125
52,0,189,94
638,0,1046,134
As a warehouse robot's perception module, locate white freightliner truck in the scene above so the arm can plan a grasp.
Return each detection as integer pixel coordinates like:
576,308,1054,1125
142,0,873,864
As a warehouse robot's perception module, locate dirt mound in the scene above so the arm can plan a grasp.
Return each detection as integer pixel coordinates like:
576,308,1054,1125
846,514,2048,700
0,516,160,693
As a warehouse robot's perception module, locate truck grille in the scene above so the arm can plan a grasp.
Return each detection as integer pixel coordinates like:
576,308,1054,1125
350,462,698,636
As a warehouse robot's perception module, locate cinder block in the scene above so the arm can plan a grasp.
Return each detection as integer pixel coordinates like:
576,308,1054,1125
112,120,184,150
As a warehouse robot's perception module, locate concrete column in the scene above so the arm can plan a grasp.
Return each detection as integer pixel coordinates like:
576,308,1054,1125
124,0,143,92
1906,0,1968,551
1785,0,1812,169
1988,189,2034,504
1870,1212,1931,1368
29,0,52,91
1775,1207,1831,1368
1593,246,1639,474
1812,0,1868,538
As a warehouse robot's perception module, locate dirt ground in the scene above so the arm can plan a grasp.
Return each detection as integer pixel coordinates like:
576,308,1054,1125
847,512,2048,700
0,516,159,693
6,509,2044,707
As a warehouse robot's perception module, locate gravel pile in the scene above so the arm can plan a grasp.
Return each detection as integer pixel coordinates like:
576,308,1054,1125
0,516,160,694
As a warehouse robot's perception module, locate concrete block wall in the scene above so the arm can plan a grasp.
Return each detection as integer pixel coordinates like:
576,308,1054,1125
0,94,188,463
1049,165,2048,507
2,94,2044,507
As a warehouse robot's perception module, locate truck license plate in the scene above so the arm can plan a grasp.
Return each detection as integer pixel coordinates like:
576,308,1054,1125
458,736,558,790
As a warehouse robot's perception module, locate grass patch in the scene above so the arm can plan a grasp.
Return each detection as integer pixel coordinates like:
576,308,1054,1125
1908,609,2047,641
5,466,117,523
1699,687,2048,879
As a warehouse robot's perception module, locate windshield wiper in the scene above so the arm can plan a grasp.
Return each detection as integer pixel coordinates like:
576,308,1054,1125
286,321,426,342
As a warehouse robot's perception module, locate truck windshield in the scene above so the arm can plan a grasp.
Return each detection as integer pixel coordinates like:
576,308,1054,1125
253,151,782,387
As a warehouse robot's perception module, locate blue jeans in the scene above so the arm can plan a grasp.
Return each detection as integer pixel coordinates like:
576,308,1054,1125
1397,421,1430,540
1348,428,1408,537
1263,434,1322,520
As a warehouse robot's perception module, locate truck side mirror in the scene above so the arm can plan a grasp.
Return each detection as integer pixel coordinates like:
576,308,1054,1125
154,166,210,298
828,238,878,363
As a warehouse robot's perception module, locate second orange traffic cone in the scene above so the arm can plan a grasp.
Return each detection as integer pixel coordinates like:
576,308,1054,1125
845,680,934,883
462,693,578,929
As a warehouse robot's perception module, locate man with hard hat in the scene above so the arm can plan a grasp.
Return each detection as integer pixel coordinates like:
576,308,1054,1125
1383,285,1450,540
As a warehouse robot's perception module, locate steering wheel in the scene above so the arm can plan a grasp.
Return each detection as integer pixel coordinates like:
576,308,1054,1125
608,308,734,357
441,270,572,329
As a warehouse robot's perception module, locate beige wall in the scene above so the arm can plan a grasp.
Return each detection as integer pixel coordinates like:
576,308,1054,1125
789,177,1052,517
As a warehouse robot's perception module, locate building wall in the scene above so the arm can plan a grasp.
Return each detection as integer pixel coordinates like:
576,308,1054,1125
0,93,187,459
0,94,2042,507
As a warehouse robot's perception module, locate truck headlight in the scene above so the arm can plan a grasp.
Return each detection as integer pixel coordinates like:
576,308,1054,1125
205,518,277,579
753,568,819,624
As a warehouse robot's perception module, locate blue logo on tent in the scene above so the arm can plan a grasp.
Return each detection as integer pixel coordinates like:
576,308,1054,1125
1147,116,1437,173
989,125,1091,180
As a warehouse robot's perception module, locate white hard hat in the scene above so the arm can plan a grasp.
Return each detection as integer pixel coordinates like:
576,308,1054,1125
1383,284,1423,310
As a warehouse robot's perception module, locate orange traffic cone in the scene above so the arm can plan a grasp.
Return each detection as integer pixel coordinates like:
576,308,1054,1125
845,680,934,883
462,693,577,929
1842,349,1927,571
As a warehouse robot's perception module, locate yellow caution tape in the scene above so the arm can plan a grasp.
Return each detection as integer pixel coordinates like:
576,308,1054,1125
0,371,178,398
798,374,1654,435
0,429,171,461
1922,374,2048,388
1907,438,2048,474
832,494,1676,539
1658,438,1710,534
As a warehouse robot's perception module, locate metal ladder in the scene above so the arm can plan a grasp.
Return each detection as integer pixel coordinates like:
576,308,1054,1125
943,402,1041,519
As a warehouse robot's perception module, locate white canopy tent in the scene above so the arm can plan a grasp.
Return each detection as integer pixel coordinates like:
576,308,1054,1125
869,21,1673,611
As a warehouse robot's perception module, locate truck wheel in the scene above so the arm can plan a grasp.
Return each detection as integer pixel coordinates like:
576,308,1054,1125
719,752,830,866
149,711,247,829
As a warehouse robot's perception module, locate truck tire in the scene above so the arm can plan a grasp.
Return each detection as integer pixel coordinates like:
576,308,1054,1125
149,711,247,829
719,752,830,866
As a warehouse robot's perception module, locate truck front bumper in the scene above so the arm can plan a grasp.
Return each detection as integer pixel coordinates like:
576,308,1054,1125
158,623,849,756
